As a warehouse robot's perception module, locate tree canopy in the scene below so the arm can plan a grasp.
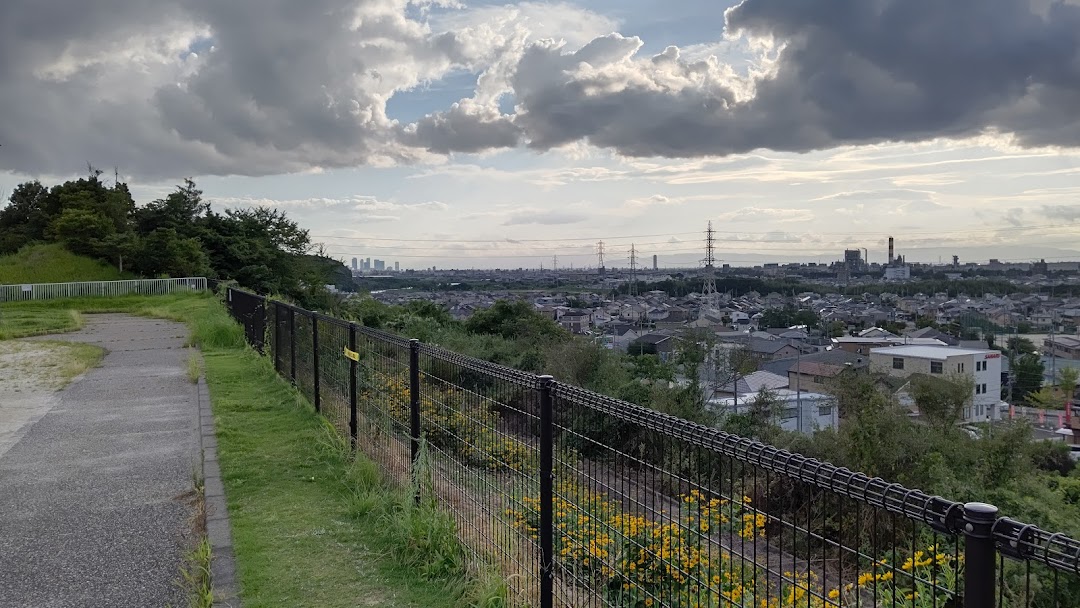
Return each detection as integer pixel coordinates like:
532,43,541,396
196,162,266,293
0,170,345,305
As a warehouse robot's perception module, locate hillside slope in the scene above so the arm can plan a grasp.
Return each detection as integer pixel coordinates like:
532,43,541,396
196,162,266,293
0,244,128,284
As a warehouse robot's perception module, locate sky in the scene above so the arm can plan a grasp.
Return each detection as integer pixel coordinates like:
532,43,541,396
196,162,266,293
3,0,1080,269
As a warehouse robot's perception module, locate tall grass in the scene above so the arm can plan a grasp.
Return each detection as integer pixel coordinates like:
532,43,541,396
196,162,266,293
0,243,128,284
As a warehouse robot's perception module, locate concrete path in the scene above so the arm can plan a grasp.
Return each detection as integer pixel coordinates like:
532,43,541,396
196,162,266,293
0,315,198,607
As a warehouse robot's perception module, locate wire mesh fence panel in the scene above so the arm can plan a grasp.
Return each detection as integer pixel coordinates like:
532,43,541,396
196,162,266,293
418,345,543,607
226,289,266,352
316,317,353,436
352,328,412,487
549,384,969,608
271,303,289,376
294,311,315,403
995,518,1080,607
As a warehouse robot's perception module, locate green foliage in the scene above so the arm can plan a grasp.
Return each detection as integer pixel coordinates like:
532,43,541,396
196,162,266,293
0,172,342,308
875,320,907,335
463,300,568,343
910,374,974,432
758,306,820,329
1028,440,1076,477
915,315,938,329
1012,353,1046,403
0,243,127,284
1007,336,1038,355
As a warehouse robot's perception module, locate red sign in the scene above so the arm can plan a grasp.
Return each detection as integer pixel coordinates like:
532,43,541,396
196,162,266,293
985,353,1001,359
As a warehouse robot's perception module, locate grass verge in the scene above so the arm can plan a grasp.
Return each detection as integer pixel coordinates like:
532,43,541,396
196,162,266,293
4,292,506,607
0,308,83,339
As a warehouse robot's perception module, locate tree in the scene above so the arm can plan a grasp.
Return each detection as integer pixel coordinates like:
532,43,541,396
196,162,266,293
758,306,820,329
915,315,938,329
910,373,974,432
1007,336,1037,355
464,300,568,342
876,320,906,335
1012,353,1045,403
1026,387,1064,410
826,320,847,338
135,179,208,237
723,387,782,440
1059,367,1079,407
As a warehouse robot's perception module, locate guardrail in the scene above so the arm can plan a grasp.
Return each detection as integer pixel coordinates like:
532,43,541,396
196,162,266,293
225,286,1080,608
0,277,207,302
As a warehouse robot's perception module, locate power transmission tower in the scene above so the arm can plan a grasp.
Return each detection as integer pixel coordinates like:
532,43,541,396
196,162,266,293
702,221,719,313
628,244,638,296
597,241,605,275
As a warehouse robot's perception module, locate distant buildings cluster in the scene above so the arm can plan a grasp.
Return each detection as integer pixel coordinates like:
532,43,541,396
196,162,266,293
351,257,400,273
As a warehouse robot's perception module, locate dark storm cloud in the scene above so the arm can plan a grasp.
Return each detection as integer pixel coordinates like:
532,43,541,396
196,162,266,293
477,0,1080,157
2,0,1080,178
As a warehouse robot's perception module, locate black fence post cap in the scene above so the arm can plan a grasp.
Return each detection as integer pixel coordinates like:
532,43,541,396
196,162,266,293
964,502,999,521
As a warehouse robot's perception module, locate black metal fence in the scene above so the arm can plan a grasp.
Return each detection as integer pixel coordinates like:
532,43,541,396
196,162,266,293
225,287,1080,608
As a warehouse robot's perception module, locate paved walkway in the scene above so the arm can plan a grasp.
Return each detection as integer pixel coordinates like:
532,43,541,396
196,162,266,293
0,315,198,607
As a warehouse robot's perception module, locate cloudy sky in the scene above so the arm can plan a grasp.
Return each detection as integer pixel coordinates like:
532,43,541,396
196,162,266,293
3,0,1080,269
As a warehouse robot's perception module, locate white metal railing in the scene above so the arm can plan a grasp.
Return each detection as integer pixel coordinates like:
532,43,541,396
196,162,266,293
0,277,208,302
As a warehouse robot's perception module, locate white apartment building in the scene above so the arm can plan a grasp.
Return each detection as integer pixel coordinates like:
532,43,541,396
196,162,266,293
870,345,1003,422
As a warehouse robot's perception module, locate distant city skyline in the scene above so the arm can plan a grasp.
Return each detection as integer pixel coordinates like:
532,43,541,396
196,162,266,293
3,0,1080,269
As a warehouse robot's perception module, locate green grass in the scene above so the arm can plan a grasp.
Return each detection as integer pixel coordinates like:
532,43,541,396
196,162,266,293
0,308,83,339
187,352,202,384
0,243,129,284
4,292,504,607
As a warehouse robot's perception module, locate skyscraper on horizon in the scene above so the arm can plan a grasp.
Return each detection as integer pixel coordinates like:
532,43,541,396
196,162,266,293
351,257,357,270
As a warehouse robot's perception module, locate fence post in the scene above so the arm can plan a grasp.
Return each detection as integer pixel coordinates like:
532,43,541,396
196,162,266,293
289,307,297,383
962,502,998,608
538,375,554,608
312,315,321,414
348,323,358,449
409,339,421,504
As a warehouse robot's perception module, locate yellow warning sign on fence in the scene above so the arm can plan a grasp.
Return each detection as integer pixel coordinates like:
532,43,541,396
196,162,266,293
343,347,359,362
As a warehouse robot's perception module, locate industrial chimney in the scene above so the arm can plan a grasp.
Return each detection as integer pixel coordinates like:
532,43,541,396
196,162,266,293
888,237,895,266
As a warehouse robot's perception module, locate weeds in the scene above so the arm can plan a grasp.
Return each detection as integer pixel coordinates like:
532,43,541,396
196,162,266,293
187,352,202,384
179,538,214,608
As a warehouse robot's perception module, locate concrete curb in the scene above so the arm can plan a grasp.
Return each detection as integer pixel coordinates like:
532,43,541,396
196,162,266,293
196,375,242,607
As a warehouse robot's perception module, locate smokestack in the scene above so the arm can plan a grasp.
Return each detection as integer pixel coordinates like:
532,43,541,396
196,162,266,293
888,237,894,266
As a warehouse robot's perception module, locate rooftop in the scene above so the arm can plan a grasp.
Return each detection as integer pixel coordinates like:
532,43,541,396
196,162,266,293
871,345,997,360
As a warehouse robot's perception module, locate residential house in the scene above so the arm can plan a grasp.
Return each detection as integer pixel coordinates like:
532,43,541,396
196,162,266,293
709,390,839,434
712,370,789,399
558,311,591,334
630,333,677,361
1044,336,1080,360
748,337,804,361
787,361,855,395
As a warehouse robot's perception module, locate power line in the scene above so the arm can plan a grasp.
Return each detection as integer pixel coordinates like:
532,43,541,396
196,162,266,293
313,222,1080,244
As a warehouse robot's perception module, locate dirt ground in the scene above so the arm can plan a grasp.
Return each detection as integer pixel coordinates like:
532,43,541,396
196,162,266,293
0,340,100,458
